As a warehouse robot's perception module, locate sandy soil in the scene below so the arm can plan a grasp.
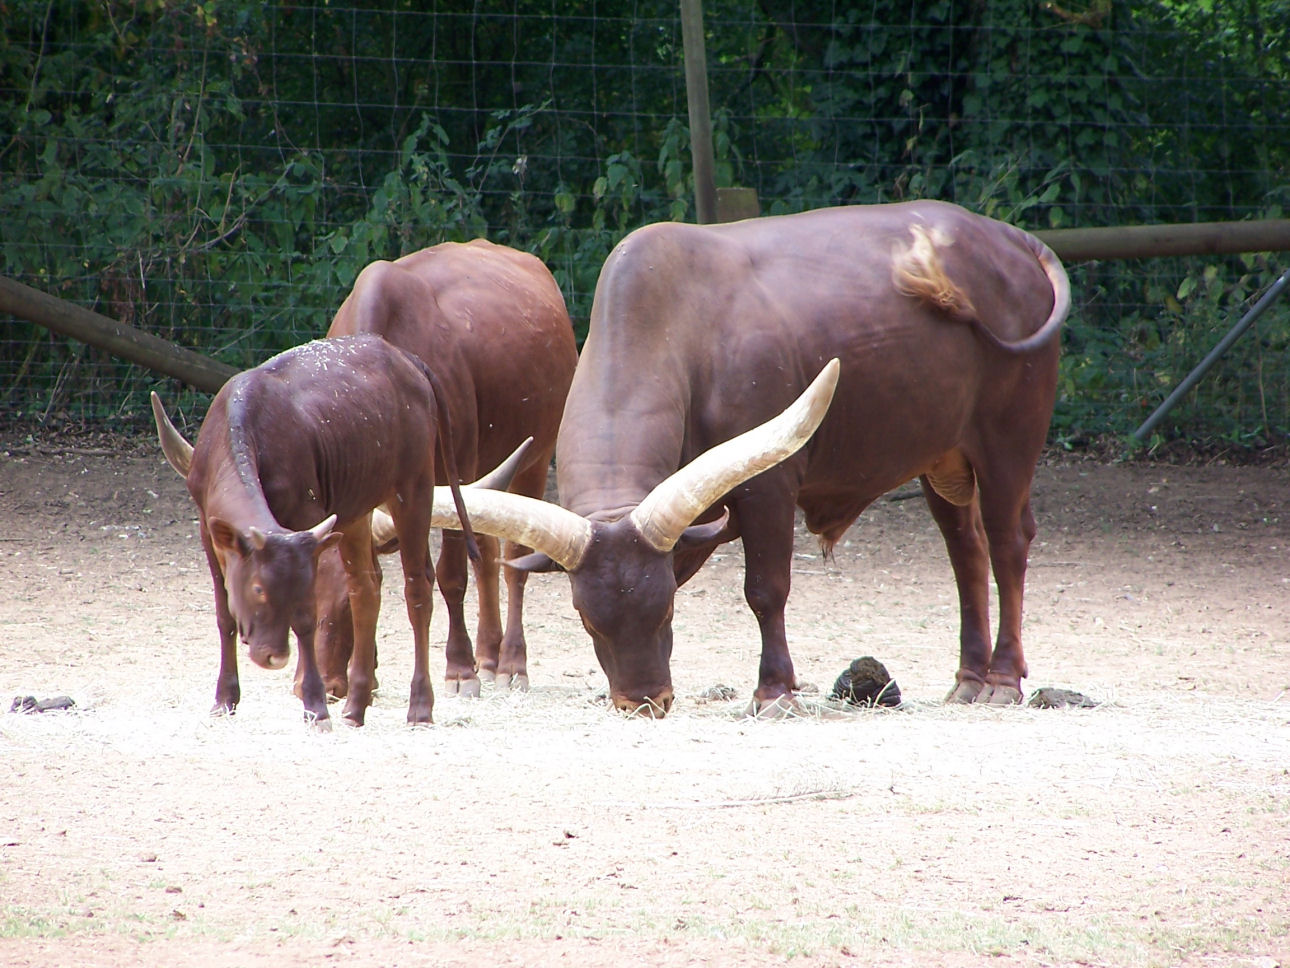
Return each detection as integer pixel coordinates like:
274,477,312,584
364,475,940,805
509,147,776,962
1,435,1288,968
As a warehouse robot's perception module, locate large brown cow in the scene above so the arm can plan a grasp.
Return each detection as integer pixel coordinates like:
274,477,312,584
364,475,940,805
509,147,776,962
421,201,1070,717
151,334,476,727
321,239,577,695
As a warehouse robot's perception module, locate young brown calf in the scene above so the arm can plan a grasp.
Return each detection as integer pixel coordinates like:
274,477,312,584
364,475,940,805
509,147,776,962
152,334,474,728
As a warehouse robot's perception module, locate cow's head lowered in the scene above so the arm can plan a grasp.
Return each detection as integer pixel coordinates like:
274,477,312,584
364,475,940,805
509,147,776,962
150,393,342,673
207,515,342,671
425,359,840,716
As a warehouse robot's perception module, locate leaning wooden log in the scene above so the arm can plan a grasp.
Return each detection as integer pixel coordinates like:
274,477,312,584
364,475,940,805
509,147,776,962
0,274,237,394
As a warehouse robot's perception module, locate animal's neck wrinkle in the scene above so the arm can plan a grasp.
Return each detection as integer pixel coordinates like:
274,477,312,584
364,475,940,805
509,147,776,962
563,483,646,520
559,454,674,520
214,412,283,534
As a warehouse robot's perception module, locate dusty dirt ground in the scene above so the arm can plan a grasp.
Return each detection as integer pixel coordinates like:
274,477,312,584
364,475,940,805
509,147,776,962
1,434,1288,968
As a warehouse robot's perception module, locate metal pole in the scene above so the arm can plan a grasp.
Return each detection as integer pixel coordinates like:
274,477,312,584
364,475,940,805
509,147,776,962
1133,267,1290,442
679,0,717,224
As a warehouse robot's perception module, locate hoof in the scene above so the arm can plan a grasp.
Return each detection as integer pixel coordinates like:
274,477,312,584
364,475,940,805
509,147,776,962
306,713,332,733
976,682,1024,705
497,673,530,692
745,695,801,719
477,668,497,684
341,703,366,727
446,677,481,699
945,679,984,704
945,678,1023,705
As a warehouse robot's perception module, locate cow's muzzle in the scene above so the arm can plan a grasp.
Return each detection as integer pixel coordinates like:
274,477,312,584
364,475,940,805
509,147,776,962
248,640,289,671
611,688,674,719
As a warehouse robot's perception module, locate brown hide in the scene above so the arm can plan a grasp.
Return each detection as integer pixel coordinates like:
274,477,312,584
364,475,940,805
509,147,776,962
543,200,1068,714
317,240,577,695
158,334,473,727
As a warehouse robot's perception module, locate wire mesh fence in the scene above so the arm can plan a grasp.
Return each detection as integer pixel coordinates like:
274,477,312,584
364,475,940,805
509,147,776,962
2,1,1287,448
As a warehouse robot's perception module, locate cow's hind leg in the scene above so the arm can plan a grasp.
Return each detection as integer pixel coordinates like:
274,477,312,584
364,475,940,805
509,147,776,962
395,500,436,725
339,523,383,726
974,473,1038,705
921,477,995,703
437,530,481,697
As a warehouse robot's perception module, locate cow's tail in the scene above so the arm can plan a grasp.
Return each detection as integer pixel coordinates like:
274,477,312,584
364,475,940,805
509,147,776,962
407,355,482,563
892,224,1070,354
974,232,1071,355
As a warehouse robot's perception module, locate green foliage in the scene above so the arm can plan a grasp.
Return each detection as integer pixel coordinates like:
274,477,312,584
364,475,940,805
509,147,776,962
1054,258,1290,447
1,0,1287,447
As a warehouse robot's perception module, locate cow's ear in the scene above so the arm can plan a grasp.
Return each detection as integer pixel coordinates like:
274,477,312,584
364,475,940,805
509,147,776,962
502,551,563,574
208,517,244,557
676,507,738,552
314,530,344,559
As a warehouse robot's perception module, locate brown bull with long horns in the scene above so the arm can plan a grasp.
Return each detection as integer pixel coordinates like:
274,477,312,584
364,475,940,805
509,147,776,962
422,201,1071,716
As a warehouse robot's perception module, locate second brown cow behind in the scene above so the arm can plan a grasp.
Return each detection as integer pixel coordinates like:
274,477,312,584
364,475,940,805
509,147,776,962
316,240,578,698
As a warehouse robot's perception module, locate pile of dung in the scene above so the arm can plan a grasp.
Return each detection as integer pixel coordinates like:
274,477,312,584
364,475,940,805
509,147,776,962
829,657,901,708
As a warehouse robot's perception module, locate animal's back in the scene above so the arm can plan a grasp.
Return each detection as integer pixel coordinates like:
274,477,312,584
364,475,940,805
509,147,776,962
328,240,576,480
560,201,1064,525
232,336,439,527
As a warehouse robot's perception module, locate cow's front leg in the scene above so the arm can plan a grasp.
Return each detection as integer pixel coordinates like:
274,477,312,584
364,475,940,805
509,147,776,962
492,538,532,691
471,533,504,682
438,530,480,696
204,542,240,716
213,608,240,716
291,622,331,730
733,482,800,716
921,479,995,703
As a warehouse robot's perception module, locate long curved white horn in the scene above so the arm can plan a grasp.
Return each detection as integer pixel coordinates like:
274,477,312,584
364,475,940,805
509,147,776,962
471,436,534,491
150,391,195,478
427,487,593,572
629,358,841,553
370,437,537,548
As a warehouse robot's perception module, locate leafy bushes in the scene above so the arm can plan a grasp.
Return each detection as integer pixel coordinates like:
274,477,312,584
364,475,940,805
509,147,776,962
1,0,1287,447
